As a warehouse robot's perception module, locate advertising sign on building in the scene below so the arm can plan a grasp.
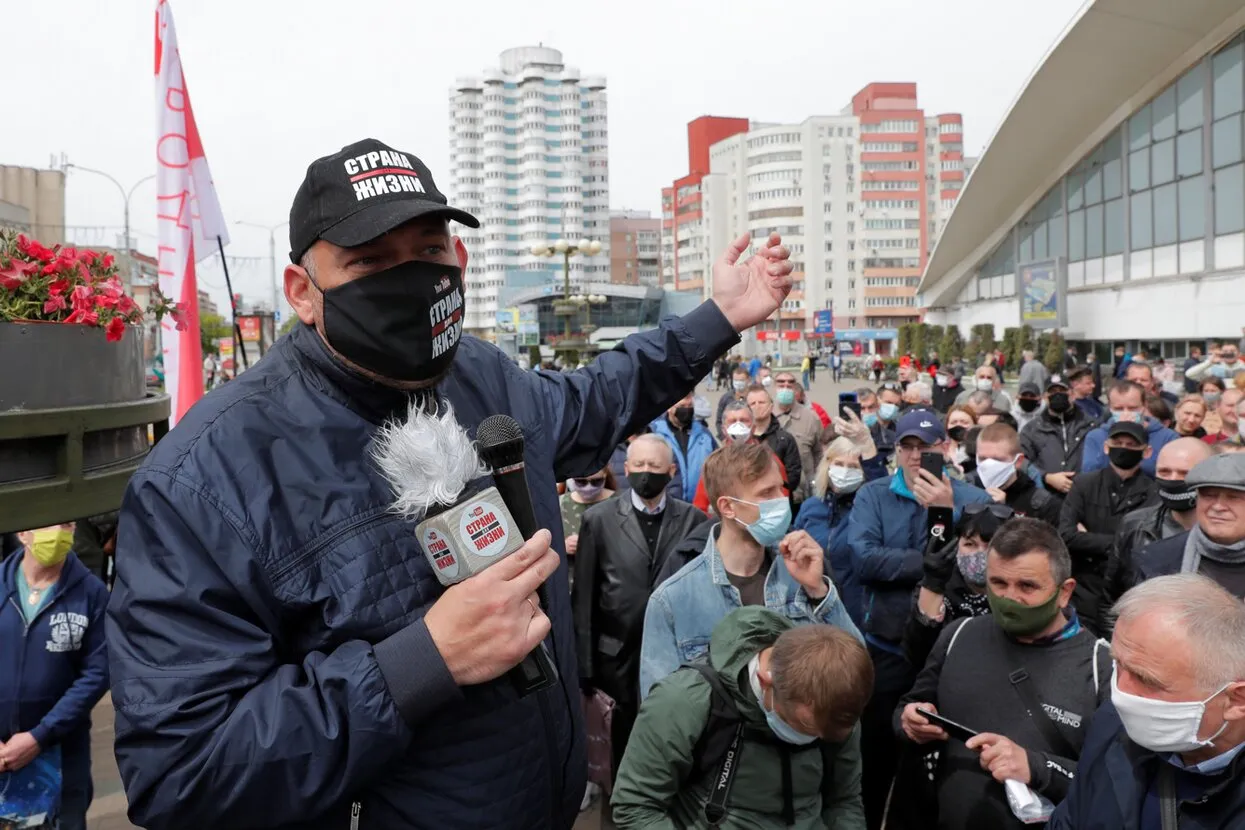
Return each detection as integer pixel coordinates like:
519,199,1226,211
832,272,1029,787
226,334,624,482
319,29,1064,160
813,309,835,335
238,316,262,343
1019,258,1066,330
495,308,519,334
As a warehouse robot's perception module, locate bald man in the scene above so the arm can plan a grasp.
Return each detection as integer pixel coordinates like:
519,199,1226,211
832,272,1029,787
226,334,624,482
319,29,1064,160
1107,437,1214,603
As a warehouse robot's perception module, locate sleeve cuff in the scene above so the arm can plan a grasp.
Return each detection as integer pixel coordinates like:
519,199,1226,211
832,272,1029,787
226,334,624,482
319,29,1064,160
680,301,742,362
808,577,835,614
373,619,463,728
29,723,51,748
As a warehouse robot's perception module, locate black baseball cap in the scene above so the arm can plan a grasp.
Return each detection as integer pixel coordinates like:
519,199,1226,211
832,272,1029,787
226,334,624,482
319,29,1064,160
1018,382,1042,398
289,138,479,263
1107,420,1147,444
1065,365,1093,383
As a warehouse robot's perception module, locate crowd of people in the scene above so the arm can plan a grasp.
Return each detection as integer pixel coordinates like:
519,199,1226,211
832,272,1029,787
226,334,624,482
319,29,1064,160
566,343,1245,829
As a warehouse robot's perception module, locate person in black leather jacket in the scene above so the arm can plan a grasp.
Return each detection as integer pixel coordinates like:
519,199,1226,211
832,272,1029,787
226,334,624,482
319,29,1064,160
1058,421,1158,636
1020,375,1096,499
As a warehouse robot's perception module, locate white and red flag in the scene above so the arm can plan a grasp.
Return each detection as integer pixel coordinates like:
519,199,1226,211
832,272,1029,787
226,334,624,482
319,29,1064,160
154,0,229,423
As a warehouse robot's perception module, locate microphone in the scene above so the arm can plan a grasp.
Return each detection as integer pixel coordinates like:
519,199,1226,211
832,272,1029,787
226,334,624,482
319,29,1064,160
475,414,560,696
373,403,557,697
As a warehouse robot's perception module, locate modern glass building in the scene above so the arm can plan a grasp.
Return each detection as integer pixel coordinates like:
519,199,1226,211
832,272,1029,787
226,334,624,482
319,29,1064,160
920,0,1245,358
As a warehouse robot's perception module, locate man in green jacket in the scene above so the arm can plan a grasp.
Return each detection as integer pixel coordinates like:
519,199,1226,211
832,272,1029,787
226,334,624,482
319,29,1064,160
612,607,871,829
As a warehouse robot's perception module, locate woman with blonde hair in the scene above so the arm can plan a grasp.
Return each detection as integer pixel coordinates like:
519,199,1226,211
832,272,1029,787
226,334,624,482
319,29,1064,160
792,411,886,628
1173,395,1208,439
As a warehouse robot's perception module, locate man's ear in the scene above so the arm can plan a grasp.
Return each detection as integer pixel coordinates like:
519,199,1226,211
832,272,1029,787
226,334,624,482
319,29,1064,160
1143,445,1154,460
285,261,317,325
454,236,469,273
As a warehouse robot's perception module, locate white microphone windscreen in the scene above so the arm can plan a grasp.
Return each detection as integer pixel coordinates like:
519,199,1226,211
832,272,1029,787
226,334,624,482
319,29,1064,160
372,400,490,520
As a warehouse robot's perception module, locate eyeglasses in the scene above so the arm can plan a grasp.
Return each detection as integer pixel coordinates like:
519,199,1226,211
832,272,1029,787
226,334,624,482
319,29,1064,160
962,503,1016,520
880,382,901,391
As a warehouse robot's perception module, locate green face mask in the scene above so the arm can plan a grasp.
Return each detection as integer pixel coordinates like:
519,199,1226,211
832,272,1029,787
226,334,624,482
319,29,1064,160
987,586,1063,637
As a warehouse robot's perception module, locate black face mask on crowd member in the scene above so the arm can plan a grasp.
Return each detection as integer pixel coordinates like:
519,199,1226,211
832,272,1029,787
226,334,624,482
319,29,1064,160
629,471,671,500
1108,446,1145,471
1156,478,1198,511
947,425,968,443
1047,392,1072,415
672,406,694,428
315,259,465,382
1018,398,1041,413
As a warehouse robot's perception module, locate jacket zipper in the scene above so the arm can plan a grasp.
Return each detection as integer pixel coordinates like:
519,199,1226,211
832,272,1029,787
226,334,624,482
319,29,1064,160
8,588,64,737
349,800,361,829
271,510,395,582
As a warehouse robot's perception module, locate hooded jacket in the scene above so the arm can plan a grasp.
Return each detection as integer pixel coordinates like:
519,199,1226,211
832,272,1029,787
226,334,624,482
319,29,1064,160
1020,405,1096,479
1081,417,1179,478
612,607,865,830
0,552,110,780
650,415,717,503
107,305,739,830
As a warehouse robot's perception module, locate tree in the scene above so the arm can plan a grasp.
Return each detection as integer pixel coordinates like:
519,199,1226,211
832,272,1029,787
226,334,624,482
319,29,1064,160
926,325,946,358
911,323,930,362
278,316,298,338
898,323,914,356
1043,330,1066,371
968,324,996,363
1001,327,1022,370
200,313,233,356
527,344,542,369
940,325,964,361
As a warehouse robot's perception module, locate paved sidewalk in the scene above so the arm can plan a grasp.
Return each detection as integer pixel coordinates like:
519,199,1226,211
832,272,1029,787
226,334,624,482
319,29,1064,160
87,695,135,830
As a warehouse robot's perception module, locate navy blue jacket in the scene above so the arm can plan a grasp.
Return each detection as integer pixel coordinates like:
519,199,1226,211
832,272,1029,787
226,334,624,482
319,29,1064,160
0,552,110,779
107,306,739,830
1134,530,1189,583
1082,417,1179,479
846,474,992,647
1048,701,1245,829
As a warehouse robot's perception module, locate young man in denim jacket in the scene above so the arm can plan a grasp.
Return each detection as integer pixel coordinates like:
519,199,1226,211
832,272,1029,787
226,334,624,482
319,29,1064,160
639,442,861,699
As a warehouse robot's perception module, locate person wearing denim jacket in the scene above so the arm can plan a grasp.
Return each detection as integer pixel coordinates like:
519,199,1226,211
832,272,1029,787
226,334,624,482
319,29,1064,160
638,442,862,700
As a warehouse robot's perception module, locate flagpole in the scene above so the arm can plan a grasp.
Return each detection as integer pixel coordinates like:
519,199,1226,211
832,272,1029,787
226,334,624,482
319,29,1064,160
217,235,250,370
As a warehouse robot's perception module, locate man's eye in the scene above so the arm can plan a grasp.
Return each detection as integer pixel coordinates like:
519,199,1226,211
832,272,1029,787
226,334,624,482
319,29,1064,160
425,245,447,256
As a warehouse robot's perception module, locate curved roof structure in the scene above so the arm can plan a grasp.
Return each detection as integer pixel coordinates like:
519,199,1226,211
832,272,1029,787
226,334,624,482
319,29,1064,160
919,0,1245,307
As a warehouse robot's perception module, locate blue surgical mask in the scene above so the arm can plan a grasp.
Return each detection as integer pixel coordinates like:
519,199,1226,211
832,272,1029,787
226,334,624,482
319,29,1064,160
729,496,792,547
775,388,796,406
879,403,899,421
1212,365,1230,379
863,412,879,428
1111,410,1141,424
749,655,818,745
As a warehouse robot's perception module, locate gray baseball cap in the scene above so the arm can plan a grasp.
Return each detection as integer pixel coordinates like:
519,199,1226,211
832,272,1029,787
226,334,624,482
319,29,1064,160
1186,453,1245,493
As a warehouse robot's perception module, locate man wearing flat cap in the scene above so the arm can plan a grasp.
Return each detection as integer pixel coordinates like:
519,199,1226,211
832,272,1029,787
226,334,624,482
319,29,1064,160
1134,451,1245,598
107,139,796,830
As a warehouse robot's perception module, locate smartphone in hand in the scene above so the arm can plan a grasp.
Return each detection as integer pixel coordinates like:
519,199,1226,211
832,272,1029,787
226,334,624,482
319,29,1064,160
920,450,945,481
917,708,979,742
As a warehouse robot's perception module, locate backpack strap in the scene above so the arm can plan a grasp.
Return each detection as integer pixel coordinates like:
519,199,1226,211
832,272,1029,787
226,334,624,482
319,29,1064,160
1092,638,1112,697
680,662,745,827
944,616,974,658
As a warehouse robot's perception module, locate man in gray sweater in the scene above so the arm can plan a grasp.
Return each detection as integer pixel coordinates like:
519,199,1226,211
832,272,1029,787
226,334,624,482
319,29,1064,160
895,517,1111,830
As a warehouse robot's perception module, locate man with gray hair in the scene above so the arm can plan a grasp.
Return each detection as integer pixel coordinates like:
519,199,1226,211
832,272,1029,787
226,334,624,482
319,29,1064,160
572,432,708,812
1134,452,1245,599
902,380,933,411
1049,573,1245,828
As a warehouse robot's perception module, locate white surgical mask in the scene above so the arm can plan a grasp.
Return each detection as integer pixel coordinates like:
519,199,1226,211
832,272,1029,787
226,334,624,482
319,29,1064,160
976,455,1019,490
935,375,950,388
762,376,773,388
725,422,752,444
1111,670,1231,754
829,466,865,494
733,380,747,392
975,378,994,392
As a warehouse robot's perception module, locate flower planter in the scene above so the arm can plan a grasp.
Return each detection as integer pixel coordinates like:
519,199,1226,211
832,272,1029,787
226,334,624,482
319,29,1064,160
0,321,170,533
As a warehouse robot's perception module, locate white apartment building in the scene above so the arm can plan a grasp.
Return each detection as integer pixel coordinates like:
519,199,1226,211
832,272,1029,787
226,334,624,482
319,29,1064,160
663,85,966,353
449,46,610,337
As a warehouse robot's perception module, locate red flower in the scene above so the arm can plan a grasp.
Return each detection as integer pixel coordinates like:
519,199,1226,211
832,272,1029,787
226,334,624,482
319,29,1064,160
70,284,93,309
40,262,60,276
80,250,98,265
47,279,70,296
0,258,36,291
169,306,189,332
43,293,68,314
16,235,55,263
96,276,124,298
65,308,99,326
105,316,127,342
117,294,138,314
102,254,115,269
93,292,120,310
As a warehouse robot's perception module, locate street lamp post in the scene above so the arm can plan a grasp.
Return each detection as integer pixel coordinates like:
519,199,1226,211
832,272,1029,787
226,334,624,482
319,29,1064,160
529,237,603,341
235,220,290,315
64,165,155,281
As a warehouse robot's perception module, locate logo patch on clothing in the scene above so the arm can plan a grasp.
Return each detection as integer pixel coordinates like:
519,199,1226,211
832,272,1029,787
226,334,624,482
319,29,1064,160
45,612,87,653
1040,703,1082,729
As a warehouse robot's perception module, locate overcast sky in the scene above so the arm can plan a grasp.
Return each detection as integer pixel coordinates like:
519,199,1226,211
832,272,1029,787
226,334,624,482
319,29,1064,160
7,0,1084,314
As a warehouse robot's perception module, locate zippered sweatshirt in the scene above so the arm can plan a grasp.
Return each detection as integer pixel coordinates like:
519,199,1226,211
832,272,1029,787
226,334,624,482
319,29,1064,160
0,551,110,777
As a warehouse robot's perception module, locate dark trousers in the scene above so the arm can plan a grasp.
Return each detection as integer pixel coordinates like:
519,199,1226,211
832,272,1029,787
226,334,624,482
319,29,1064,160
861,645,916,830
58,761,93,830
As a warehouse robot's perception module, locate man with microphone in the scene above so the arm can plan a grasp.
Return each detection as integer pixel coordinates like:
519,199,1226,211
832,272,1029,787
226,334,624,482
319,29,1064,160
107,138,793,830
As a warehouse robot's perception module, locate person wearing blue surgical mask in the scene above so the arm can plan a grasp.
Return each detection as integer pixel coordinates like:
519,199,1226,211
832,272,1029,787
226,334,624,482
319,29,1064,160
1049,574,1245,829
1081,380,1180,478
638,441,861,700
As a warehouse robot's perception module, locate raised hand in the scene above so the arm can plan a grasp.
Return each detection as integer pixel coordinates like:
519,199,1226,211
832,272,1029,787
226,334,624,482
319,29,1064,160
711,232,794,332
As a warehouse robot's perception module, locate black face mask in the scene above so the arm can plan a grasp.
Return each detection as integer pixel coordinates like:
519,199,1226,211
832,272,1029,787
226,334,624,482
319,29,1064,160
947,425,968,443
316,259,464,382
672,406,694,428
1157,478,1198,512
1047,392,1072,414
629,471,671,500
1018,398,1041,413
1107,446,1145,471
